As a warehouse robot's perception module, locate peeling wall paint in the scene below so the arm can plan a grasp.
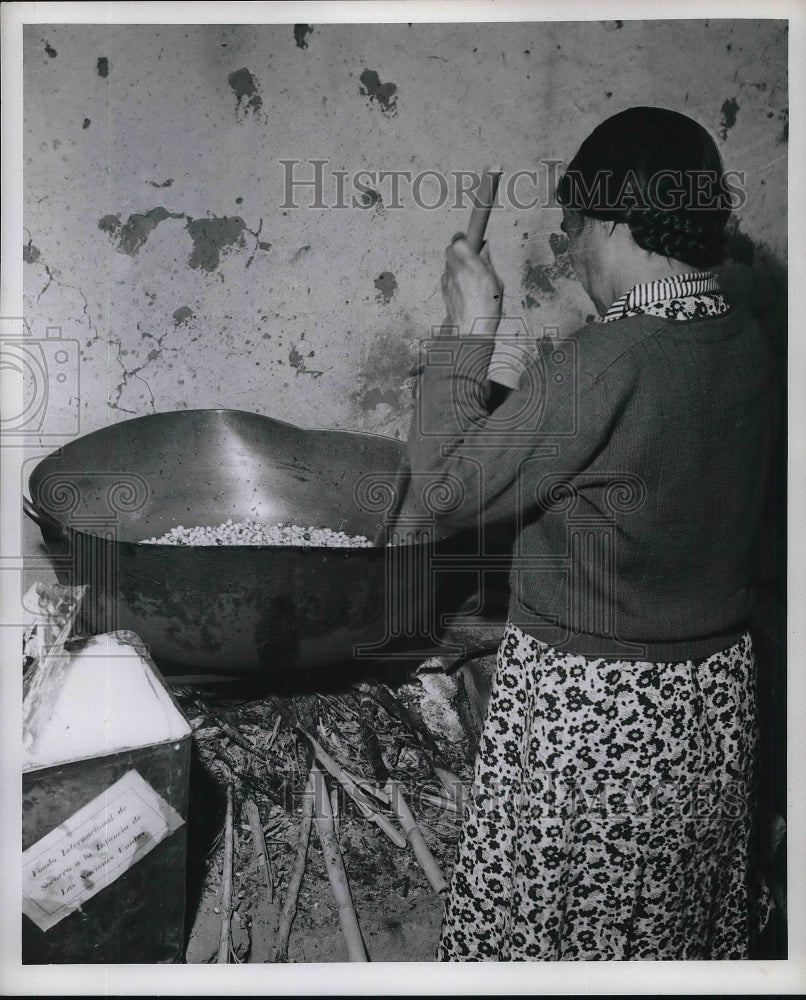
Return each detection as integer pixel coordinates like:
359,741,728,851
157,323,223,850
186,216,248,271
352,328,416,421
98,210,261,272
172,306,194,325
294,24,314,49
719,96,740,139
227,67,262,113
22,21,787,445
519,234,576,309
99,208,185,256
359,69,398,115
374,271,397,304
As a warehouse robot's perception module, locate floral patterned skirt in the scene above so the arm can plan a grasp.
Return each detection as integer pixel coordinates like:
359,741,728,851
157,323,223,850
438,623,760,961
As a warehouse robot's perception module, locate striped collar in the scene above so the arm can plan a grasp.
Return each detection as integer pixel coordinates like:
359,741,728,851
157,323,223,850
601,271,727,323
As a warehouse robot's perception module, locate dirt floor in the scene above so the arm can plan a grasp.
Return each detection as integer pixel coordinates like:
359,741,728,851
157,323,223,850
174,668,480,964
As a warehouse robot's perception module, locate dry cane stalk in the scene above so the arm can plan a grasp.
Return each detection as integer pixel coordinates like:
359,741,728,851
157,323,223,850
419,790,462,814
313,741,405,848
203,740,289,809
217,778,235,963
350,793,407,848
330,786,340,839
385,779,448,895
433,766,467,813
273,700,405,848
311,764,368,962
362,683,467,810
270,769,315,963
192,700,293,808
245,797,273,903
342,767,391,805
265,712,283,751
193,697,280,763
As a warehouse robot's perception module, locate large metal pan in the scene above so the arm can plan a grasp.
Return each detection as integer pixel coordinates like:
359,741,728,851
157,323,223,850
24,409,486,678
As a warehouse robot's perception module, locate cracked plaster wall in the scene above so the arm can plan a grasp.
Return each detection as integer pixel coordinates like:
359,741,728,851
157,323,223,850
23,21,787,447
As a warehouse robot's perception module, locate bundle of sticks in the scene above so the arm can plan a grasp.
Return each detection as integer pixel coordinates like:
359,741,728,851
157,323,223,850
181,680,471,963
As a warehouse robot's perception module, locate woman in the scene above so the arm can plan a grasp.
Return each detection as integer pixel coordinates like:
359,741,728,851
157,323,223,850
407,107,770,960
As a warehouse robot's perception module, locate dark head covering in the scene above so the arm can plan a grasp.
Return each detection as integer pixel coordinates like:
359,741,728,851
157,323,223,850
556,107,732,267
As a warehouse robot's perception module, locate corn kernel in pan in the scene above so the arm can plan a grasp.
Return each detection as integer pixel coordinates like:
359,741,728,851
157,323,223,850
139,518,373,547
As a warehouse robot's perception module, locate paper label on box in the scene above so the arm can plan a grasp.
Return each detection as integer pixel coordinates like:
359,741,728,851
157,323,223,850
22,769,184,932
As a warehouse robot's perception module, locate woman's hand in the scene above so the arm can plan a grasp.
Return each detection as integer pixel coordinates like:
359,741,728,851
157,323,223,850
441,236,503,337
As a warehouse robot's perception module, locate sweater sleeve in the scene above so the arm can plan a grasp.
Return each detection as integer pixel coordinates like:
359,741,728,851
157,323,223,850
405,329,636,535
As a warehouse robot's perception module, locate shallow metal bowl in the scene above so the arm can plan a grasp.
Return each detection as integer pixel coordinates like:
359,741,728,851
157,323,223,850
24,409,478,679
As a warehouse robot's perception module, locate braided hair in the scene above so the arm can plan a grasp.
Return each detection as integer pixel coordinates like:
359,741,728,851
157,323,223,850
556,107,731,268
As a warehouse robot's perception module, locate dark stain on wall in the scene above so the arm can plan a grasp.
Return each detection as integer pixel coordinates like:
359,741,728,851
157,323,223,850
98,214,121,235
719,97,739,140
522,261,556,296
186,216,247,271
353,330,413,414
44,41,57,58
172,306,194,326
374,271,398,304
521,234,576,305
288,344,324,377
359,188,383,209
147,178,174,188
359,69,398,115
294,24,313,49
99,207,185,256
549,232,569,259
97,56,110,78
228,68,262,113
23,243,41,263
82,118,91,129
99,209,256,272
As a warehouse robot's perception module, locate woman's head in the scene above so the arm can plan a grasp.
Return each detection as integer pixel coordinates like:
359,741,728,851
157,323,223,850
556,107,731,307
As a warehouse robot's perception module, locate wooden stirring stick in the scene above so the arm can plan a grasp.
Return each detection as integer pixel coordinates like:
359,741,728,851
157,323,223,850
375,166,504,546
466,165,502,253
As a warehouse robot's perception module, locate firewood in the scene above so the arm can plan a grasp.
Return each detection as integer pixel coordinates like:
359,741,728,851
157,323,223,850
359,682,466,809
217,778,235,963
311,764,368,962
271,699,406,847
386,780,447,895
245,798,273,903
270,768,314,962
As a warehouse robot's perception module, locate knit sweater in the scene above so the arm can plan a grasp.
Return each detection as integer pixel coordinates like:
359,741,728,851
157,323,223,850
406,306,769,661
